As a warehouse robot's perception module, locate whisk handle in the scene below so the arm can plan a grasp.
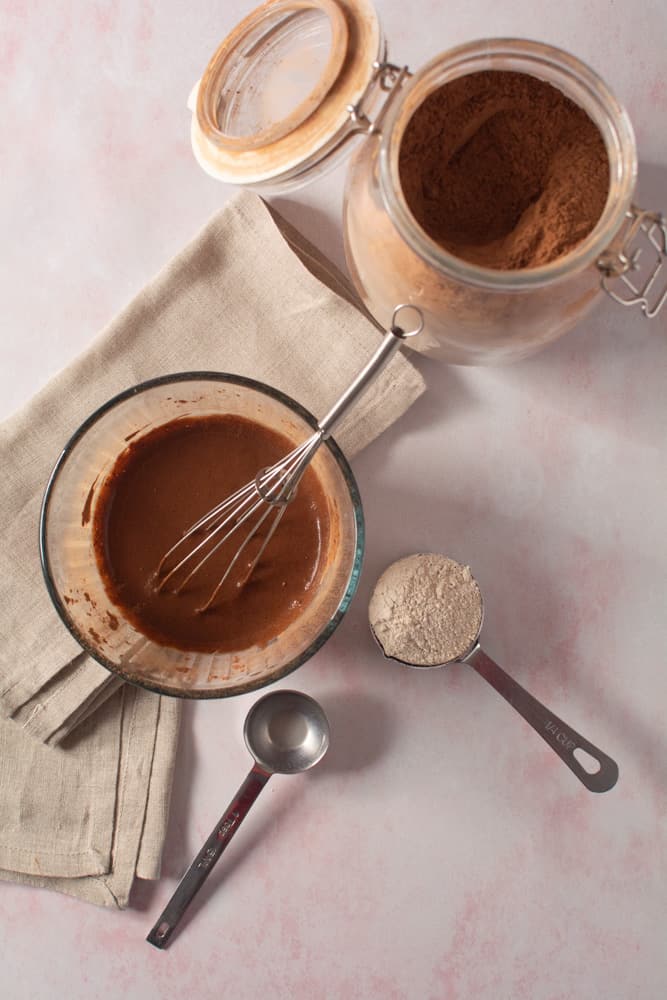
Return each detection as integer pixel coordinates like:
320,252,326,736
318,305,423,439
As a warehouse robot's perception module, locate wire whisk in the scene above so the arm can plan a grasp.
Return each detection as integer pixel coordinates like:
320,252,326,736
156,305,423,611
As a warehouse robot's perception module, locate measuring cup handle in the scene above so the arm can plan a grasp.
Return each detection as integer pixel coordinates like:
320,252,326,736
466,648,619,793
147,763,271,949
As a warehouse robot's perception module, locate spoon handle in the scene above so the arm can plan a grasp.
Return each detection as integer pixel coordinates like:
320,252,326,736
466,647,619,793
147,763,271,949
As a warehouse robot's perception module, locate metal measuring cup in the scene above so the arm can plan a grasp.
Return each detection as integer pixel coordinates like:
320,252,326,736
370,557,618,793
147,690,330,948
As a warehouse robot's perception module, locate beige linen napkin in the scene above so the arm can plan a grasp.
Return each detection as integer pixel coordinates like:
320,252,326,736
0,191,425,907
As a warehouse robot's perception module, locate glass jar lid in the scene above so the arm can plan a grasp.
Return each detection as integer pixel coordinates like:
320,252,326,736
190,0,381,188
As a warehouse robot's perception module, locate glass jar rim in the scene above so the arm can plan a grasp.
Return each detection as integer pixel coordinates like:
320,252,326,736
378,38,638,291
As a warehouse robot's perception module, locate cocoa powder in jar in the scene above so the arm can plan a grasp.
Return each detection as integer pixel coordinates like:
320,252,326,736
399,70,610,270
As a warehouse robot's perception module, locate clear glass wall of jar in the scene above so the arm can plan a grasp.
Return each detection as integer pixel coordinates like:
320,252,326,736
343,39,638,364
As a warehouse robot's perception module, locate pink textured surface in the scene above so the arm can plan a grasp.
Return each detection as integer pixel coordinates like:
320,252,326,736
1,1,666,998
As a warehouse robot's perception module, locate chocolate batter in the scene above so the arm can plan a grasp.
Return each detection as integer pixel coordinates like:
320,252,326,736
93,414,330,653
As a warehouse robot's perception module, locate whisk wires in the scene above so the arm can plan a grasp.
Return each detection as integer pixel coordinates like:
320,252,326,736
155,432,322,612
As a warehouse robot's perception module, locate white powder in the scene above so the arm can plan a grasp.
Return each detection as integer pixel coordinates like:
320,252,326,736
368,553,483,665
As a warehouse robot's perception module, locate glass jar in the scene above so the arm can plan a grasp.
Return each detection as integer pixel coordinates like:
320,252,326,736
345,39,639,363
190,0,666,363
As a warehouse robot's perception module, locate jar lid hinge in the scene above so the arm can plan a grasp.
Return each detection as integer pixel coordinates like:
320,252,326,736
598,205,667,318
346,59,412,136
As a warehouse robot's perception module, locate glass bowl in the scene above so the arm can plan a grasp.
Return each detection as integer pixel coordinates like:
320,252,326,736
40,373,364,698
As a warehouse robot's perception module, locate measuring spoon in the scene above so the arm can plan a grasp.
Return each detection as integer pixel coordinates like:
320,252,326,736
370,563,618,793
147,689,330,949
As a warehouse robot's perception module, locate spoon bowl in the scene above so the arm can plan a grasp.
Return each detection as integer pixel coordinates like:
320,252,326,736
244,689,330,773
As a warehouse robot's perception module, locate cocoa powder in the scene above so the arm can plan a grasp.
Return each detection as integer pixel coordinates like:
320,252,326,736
399,70,610,270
